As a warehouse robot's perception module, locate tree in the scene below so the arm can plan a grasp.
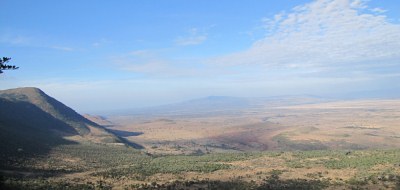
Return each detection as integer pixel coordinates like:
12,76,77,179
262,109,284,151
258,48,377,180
0,57,19,74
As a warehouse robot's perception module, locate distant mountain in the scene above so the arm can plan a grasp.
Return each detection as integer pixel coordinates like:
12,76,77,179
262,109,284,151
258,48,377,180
110,95,329,117
332,88,400,100
109,96,250,117
155,96,251,112
0,87,128,164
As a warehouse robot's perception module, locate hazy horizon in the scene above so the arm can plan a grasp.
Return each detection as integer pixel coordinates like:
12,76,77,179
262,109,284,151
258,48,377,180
1,0,400,113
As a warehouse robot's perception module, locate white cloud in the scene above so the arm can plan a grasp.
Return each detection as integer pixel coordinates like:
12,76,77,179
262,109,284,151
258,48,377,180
92,38,111,47
349,0,368,9
175,28,207,46
113,50,168,74
112,49,240,78
0,33,76,51
211,0,400,73
370,7,387,14
0,34,31,45
50,46,74,51
112,50,199,77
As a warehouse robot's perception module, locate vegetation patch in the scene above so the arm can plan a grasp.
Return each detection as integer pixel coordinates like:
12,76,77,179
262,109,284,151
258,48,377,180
272,134,328,151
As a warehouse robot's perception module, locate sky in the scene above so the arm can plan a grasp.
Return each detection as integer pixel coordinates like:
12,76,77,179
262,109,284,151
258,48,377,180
1,0,400,113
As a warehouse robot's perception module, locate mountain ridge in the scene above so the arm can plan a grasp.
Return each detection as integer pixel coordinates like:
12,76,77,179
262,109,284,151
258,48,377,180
0,87,93,135
0,87,138,165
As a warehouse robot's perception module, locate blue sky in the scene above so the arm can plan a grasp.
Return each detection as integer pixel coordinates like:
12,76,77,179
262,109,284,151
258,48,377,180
1,0,400,113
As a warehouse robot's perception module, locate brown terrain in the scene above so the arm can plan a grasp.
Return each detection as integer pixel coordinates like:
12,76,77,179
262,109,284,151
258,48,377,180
107,99,400,155
2,89,400,189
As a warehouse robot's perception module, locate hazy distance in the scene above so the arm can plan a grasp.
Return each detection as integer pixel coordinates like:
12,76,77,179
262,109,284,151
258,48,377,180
1,0,399,113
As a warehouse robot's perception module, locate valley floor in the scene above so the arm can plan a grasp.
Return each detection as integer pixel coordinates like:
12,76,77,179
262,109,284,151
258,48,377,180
110,99,400,154
1,143,400,189
2,99,400,189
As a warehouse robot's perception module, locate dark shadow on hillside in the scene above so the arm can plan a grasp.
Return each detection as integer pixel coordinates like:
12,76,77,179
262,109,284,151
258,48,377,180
135,175,329,190
0,175,330,190
102,128,145,149
106,129,143,137
0,167,79,180
0,99,78,169
118,137,145,149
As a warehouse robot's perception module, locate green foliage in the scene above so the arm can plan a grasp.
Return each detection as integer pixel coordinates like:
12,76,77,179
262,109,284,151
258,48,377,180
0,57,18,73
323,150,400,169
2,177,112,190
258,176,329,190
132,177,330,190
50,143,147,170
92,152,264,179
269,169,286,177
281,149,400,171
272,134,328,151
3,141,400,189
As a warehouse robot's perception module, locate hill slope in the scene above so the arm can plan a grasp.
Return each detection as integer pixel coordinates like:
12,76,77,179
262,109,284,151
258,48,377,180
0,87,126,165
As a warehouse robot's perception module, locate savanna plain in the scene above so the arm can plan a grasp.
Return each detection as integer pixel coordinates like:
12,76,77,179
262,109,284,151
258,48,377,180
2,89,400,190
